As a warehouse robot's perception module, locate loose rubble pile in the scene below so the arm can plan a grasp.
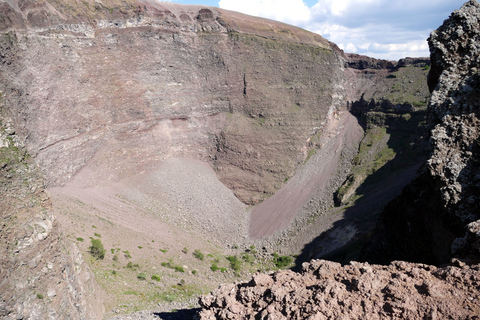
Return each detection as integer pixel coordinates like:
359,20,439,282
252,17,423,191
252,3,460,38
198,259,480,320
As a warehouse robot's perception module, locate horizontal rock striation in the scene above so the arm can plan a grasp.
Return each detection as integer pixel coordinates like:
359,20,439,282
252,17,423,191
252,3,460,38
0,0,344,205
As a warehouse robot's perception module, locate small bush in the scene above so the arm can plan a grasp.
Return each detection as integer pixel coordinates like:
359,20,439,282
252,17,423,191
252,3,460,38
89,239,105,260
123,250,131,259
36,293,44,299
110,248,115,254
151,274,161,281
159,248,168,253
112,270,117,275
126,262,133,269
210,263,219,272
191,270,197,275
242,253,255,264
94,232,101,238
112,254,118,261
226,255,241,272
182,247,189,254
137,273,147,281
76,237,84,242
273,255,293,269
193,249,204,261
174,266,185,273
161,259,184,272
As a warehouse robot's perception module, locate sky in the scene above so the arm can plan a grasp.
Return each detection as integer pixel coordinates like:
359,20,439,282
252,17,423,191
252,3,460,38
161,0,466,60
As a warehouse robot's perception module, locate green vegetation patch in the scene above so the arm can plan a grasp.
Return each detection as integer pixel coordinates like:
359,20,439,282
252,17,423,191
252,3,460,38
89,238,106,260
273,253,293,269
193,249,204,261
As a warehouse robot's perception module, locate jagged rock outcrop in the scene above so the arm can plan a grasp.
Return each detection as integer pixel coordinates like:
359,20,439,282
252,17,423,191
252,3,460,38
362,0,480,265
198,259,480,320
0,111,102,319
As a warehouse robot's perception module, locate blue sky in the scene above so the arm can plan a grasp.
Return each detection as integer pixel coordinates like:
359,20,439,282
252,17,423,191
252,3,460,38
162,0,466,60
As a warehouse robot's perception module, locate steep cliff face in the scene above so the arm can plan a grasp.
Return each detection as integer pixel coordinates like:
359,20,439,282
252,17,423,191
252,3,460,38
0,0,342,205
0,110,102,319
0,0,349,317
362,0,480,265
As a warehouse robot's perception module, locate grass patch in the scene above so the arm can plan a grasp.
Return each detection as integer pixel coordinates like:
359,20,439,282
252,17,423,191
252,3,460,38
76,237,84,242
193,249,204,261
161,259,185,272
151,274,161,281
226,255,242,272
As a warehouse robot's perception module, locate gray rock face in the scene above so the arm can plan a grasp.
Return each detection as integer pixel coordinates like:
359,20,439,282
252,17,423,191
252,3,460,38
0,0,343,205
0,117,102,320
362,0,480,264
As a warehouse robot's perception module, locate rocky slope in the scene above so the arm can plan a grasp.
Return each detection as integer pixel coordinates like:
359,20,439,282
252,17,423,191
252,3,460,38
0,0,460,318
198,1,480,319
362,0,480,265
0,110,102,319
0,0,349,317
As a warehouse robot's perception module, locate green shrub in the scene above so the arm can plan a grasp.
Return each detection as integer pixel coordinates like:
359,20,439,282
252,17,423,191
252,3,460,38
123,250,131,259
192,270,197,275
94,232,101,238
226,255,241,272
159,248,168,253
36,293,44,299
89,239,105,260
161,259,184,272
193,249,204,261
273,254,293,269
151,274,161,281
138,246,143,249
241,253,255,264
112,254,118,261
76,237,84,242
137,273,147,281
126,262,133,269
174,266,185,273
210,263,219,272
182,247,189,254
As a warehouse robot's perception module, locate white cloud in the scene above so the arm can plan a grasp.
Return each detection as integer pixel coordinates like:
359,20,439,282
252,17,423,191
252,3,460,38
218,0,311,25
218,0,464,60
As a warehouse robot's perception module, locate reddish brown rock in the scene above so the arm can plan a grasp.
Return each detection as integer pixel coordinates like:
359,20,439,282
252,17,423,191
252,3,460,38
198,260,480,320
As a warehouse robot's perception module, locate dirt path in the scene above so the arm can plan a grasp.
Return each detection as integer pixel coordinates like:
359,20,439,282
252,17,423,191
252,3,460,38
249,111,363,238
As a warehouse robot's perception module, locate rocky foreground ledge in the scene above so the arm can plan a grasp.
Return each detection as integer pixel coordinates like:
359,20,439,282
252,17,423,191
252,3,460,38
197,259,480,320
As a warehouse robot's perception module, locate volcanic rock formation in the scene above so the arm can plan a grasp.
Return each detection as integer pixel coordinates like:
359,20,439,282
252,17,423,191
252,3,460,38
362,0,480,265
198,259,480,320
198,1,480,319
1,0,473,319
